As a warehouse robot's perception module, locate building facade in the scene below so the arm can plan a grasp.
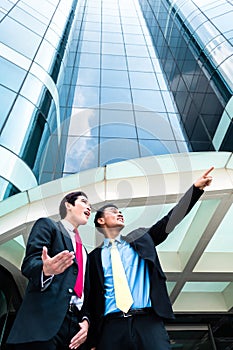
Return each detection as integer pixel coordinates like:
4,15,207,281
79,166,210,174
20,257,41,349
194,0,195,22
0,0,232,348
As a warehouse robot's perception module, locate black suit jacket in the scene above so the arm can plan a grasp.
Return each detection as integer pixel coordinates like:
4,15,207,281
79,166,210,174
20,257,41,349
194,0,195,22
88,185,203,347
7,218,90,344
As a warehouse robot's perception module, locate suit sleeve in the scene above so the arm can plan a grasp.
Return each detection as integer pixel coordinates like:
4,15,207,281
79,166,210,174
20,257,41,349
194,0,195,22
21,217,56,290
148,185,204,246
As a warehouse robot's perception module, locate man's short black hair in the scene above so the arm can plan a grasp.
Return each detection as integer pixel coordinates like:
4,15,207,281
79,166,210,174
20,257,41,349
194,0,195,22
59,191,88,219
94,204,118,227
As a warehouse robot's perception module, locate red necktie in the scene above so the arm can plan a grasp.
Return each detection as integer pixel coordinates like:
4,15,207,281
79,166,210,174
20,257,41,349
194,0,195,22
73,228,83,298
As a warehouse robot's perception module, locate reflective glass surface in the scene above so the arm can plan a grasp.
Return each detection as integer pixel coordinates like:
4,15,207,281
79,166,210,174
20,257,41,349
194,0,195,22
62,0,189,176
101,69,130,88
102,55,127,70
0,16,41,58
139,0,232,152
0,96,38,153
63,136,99,173
9,6,47,36
100,137,140,166
0,57,27,91
0,86,16,130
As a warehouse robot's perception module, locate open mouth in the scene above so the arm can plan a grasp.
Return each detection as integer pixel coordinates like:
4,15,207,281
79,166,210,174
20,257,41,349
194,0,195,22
117,217,124,223
84,210,90,218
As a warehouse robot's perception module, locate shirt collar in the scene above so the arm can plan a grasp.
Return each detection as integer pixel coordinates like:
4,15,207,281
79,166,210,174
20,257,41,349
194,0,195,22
61,219,75,234
103,234,122,248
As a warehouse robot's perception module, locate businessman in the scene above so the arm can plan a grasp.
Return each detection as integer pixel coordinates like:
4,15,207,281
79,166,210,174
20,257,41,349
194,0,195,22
7,191,91,350
88,168,214,349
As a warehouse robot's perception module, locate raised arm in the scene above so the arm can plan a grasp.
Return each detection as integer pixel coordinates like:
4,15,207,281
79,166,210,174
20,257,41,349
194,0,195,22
148,167,214,245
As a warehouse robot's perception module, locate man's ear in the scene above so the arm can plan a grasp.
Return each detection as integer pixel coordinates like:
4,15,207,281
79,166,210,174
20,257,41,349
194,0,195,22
65,201,72,211
97,217,105,226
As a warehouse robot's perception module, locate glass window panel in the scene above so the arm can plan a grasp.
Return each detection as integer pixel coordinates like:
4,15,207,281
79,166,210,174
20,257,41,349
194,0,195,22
121,17,140,25
76,68,100,86
139,139,178,156
102,42,125,55
211,11,233,33
204,2,230,16
81,30,101,42
83,13,100,22
22,0,55,20
9,6,47,36
72,86,100,108
102,55,127,70
18,1,50,25
132,89,166,112
20,73,45,107
102,32,123,43
78,53,100,69
34,39,56,72
100,109,136,138
63,136,99,173
100,138,140,166
44,28,60,49
129,71,159,89
102,15,121,24
123,24,142,34
0,86,16,130
0,57,27,91
190,13,208,33
101,87,132,106
0,95,37,154
101,69,129,88
195,22,219,48
125,44,149,57
67,108,99,137
51,11,68,33
100,123,137,138
127,57,154,72
102,23,122,33
123,33,146,45
0,16,41,58
78,40,101,54
135,111,174,140
83,21,101,31
0,0,14,13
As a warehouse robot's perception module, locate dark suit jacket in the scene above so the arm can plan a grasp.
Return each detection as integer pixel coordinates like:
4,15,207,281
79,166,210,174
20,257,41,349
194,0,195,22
7,218,90,344
88,185,203,347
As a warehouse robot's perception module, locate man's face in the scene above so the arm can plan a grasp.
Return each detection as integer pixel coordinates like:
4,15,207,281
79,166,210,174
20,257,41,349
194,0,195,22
100,207,125,229
67,195,91,225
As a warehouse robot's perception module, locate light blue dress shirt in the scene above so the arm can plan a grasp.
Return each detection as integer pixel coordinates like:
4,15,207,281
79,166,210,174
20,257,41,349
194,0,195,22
101,234,151,315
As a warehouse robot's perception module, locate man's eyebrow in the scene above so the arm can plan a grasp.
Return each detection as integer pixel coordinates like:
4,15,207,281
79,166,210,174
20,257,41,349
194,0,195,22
81,198,91,206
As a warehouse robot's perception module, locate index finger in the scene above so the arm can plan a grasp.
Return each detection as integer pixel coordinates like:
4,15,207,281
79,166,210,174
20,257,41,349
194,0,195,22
203,166,214,177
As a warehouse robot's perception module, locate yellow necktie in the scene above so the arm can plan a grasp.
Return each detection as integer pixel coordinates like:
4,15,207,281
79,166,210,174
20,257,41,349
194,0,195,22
110,239,133,313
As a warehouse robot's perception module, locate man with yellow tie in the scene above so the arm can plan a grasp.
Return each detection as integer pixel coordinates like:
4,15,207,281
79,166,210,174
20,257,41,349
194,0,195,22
87,167,214,350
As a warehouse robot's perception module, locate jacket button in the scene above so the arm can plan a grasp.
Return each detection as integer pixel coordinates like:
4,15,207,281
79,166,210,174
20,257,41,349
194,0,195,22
68,288,73,294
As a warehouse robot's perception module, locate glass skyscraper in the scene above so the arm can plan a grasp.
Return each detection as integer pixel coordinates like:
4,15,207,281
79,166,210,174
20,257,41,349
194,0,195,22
0,0,232,201
0,0,233,348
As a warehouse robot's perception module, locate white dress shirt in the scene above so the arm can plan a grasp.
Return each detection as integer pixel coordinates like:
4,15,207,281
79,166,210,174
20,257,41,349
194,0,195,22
41,219,87,311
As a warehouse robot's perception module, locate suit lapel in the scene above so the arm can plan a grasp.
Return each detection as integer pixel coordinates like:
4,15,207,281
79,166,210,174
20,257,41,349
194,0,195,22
56,221,74,252
123,229,156,264
94,248,104,287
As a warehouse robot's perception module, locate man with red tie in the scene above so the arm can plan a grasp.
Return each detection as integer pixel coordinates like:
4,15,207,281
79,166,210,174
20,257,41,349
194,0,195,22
7,191,91,350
